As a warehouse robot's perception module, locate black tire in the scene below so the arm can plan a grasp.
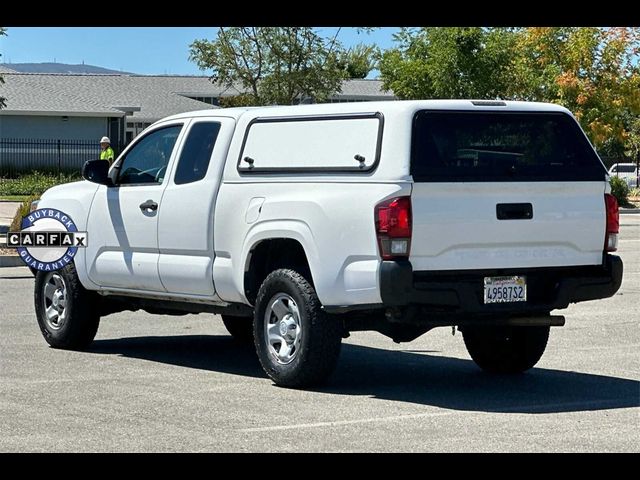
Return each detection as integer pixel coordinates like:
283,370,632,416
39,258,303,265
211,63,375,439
34,263,100,350
254,269,342,388
222,315,254,343
462,325,550,374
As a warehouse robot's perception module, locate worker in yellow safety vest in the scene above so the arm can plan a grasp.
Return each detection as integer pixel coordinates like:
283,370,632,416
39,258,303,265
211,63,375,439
99,136,115,166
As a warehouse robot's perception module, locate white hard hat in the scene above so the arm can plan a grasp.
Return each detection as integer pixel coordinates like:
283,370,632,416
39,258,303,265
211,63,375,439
100,136,110,143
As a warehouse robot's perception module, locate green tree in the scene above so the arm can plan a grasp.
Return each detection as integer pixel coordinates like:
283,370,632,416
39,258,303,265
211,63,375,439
0,27,6,109
190,27,376,105
339,43,379,79
510,27,640,151
379,27,518,99
380,27,640,154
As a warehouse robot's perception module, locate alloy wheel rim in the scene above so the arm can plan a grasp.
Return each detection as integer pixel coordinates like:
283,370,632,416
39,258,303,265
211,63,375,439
43,272,68,330
264,293,302,364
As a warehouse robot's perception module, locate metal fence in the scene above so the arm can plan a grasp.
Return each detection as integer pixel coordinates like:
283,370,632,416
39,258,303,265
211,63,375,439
0,138,123,177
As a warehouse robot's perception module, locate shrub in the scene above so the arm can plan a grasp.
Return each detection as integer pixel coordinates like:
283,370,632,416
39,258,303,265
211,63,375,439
609,176,630,207
0,171,80,196
10,195,41,232
629,187,640,198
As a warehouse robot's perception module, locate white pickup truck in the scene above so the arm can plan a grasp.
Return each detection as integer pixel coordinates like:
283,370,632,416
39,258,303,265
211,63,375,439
33,100,623,387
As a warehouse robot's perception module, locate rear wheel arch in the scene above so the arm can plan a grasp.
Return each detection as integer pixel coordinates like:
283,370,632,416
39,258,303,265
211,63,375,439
244,238,315,305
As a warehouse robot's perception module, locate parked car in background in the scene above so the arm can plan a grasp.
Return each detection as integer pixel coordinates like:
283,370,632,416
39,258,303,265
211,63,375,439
608,163,639,189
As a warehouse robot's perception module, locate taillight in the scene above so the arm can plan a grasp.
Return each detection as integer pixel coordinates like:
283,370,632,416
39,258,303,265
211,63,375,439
375,196,412,260
604,193,619,252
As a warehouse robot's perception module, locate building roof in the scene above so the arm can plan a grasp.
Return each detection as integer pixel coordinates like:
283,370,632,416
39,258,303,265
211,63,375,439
331,79,395,100
0,73,226,121
0,73,395,122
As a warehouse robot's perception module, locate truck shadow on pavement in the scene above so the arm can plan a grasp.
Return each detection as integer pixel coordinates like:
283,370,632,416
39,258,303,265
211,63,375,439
90,334,639,414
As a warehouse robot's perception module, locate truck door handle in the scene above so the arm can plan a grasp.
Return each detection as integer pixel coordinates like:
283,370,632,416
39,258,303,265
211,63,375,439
139,200,158,212
496,203,533,220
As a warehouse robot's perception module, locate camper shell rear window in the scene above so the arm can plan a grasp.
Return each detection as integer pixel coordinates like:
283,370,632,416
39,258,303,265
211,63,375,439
411,111,606,182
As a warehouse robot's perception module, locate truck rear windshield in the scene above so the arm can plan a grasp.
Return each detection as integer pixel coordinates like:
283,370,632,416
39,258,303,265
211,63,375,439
411,111,606,182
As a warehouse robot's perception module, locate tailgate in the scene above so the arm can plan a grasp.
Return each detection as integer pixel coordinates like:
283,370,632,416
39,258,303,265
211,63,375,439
409,109,608,271
410,181,606,271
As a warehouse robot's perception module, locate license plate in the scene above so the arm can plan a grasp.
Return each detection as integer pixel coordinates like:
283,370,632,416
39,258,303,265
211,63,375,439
484,276,527,304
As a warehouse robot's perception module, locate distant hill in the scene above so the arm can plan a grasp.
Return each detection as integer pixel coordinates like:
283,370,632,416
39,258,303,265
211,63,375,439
1,62,134,75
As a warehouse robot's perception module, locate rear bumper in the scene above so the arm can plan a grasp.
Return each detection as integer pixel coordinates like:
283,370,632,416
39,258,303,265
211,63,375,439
380,255,623,314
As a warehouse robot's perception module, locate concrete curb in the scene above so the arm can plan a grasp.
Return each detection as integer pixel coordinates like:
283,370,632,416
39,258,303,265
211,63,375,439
0,255,24,268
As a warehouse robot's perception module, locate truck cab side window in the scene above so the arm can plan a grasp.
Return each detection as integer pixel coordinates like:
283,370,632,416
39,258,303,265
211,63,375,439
118,125,182,185
174,122,221,185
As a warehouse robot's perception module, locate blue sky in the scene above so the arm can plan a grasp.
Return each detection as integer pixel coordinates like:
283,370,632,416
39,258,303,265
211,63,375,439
0,27,401,77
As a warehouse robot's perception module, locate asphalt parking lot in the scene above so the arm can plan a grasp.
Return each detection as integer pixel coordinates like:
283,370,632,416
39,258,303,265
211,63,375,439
1,215,638,452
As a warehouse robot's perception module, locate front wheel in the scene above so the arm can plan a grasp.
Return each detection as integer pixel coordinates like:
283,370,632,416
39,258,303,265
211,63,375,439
34,264,100,350
254,269,343,388
462,325,550,374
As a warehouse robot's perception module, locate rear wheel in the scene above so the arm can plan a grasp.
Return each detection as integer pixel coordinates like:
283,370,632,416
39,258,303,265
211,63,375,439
222,315,253,343
462,325,550,373
34,264,100,350
254,269,342,388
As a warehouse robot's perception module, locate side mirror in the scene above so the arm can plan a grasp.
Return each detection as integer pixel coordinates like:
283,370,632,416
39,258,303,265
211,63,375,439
82,159,114,186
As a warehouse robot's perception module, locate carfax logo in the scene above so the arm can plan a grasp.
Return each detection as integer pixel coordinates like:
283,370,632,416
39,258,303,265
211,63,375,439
6,208,88,272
